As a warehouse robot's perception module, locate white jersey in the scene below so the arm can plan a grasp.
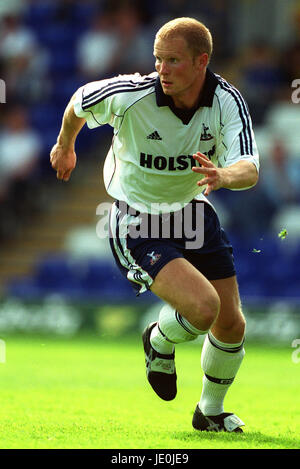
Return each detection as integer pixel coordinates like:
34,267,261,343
74,69,259,214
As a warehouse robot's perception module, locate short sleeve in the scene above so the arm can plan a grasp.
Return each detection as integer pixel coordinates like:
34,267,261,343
73,78,117,129
217,91,259,173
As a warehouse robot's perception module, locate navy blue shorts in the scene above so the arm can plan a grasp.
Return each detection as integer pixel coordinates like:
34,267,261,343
109,200,236,295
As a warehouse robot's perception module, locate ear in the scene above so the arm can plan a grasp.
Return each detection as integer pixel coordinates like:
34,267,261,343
195,53,209,70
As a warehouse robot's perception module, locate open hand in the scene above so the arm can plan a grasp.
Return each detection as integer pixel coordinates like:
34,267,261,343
192,152,224,196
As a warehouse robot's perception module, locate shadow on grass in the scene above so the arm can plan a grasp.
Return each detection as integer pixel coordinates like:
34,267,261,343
172,430,300,449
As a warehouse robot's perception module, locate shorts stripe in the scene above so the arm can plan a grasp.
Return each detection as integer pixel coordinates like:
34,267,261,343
109,203,153,294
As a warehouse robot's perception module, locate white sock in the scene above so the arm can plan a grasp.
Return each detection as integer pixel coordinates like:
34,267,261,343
150,303,208,354
199,331,245,416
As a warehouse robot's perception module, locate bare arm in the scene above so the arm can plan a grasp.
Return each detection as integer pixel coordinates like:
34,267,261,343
192,152,258,196
50,94,86,181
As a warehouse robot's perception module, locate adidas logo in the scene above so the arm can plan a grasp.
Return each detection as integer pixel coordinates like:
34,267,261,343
147,130,162,140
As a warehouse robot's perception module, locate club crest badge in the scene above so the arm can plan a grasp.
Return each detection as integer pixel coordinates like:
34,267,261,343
147,251,161,265
200,123,213,141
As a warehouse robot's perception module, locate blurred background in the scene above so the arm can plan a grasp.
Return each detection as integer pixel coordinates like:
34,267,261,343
0,0,299,341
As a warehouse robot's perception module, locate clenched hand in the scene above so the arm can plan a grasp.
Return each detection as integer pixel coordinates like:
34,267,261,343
50,143,77,181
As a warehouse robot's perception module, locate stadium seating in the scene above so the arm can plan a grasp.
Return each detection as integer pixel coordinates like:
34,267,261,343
21,2,98,161
5,233,300,303
6,255,136,302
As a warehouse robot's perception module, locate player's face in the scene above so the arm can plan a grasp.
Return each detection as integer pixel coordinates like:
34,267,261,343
154,35,207,108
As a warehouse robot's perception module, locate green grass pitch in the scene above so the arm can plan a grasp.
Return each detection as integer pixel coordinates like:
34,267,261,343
0,333,299,449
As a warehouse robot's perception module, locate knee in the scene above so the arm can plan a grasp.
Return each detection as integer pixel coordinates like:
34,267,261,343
231,311,246,338
189,291,220,331
216,310,246,341
238,313,246,337
202,292,221,329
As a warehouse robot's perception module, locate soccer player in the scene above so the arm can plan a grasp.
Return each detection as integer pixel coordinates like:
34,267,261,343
50,17,259,433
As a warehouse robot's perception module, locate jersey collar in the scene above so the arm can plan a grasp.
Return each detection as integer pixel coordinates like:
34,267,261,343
155,68,219,124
